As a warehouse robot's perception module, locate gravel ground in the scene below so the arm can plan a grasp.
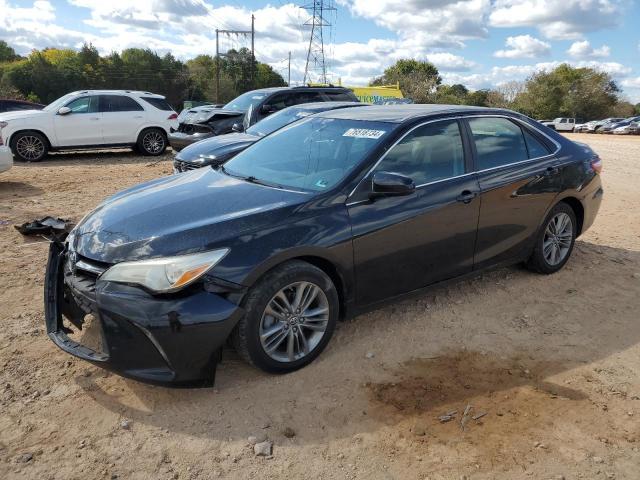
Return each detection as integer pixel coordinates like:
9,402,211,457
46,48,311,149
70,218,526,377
1,135,640,480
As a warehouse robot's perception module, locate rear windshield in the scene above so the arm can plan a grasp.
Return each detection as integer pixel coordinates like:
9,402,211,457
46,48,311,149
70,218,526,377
141,97,174,111
246,106,317,137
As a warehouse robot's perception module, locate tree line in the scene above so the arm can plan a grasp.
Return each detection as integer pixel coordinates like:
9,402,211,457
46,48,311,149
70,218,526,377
372,59,640,120
1,40,638,120
0,41,286,108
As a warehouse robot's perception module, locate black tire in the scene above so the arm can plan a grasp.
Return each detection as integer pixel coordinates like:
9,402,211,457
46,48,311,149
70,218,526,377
11,131,48,162
232,260,339,373
526,202,577,274
137,128,167,156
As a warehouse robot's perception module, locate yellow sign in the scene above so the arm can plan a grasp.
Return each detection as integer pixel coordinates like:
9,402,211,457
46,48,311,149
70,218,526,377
347,84,404,104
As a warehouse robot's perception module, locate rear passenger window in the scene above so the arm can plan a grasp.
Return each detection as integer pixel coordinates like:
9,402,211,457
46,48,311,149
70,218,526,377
101,95,144,112
522,129,551,158
375,120,465,185
468,117,529,170
325,91,356,101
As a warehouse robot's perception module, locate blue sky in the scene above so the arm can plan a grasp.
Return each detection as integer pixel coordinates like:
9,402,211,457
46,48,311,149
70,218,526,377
2,0,639,102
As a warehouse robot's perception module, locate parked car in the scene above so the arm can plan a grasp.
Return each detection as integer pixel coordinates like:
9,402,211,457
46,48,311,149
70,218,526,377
44,105,603,386
173,101,363,173
613,121,640,135
167,86,359,151
541,118,579,131
588,117,624,133
0,90,178,162
574,121,597,133
601,116,640,134
0,99,44,113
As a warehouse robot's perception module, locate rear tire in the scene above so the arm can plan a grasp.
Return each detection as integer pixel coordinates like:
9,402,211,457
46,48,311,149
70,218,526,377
526,202,577,274
137,128,167,156
11,131,48,162
232,260,339,373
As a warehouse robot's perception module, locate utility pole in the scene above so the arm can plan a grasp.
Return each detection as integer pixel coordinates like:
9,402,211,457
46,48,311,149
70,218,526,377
288,51,291,86
214,17,256,103
302,0,335,84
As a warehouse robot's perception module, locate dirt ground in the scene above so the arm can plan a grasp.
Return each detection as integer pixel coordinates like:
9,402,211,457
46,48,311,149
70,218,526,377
1,134,639,480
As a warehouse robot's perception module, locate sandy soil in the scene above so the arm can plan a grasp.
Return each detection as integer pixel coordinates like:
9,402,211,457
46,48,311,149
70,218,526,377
1,135,639,480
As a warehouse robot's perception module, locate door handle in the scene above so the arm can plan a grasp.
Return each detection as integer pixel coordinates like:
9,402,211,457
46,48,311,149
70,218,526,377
456,190,477,204
134,116,143,119
543,166,559,176
89,117,100,121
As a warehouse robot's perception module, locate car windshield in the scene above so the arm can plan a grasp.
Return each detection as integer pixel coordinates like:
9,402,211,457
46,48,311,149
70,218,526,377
246,107,318,137
224,91,269,112
223,117,395,192
43,93,77,112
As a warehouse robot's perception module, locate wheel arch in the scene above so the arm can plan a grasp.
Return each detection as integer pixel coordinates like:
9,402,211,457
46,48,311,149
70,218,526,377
8,128,53,149
558,196,585,237
135,125,169,140
242,249,352,320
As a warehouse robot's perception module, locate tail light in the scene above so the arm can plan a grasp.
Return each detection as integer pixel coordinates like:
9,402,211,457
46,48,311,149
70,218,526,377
168,113,178,120
590,155,602,174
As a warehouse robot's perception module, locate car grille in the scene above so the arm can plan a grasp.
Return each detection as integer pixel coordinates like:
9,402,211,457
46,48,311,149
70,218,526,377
62,253,110,355
178,123,212,134
173,160,201,172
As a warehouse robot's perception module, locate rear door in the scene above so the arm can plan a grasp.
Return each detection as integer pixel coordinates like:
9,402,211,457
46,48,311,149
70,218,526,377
53,95,102,146
99,95,146,144
465,116,561,270
348,119,480,305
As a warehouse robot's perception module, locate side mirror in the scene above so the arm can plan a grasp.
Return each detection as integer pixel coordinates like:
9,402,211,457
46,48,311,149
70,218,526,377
232,123,244,133
57,106,71,115
370,171,415,198
260,104,275,115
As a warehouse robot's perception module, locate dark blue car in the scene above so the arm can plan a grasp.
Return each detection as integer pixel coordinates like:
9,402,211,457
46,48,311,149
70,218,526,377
45,105,603,387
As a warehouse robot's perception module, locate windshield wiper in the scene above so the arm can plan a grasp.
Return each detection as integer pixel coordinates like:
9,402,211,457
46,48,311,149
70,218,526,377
218,165,284,189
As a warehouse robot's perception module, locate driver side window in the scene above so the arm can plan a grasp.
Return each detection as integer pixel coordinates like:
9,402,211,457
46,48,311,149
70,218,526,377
374,120,465,185
65,96,99,114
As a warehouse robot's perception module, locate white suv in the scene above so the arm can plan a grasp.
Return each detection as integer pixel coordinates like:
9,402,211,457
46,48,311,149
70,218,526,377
0,90,179,162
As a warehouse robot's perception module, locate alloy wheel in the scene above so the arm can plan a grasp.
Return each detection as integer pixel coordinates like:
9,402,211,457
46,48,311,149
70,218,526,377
543,212,573,266
259,281,330,363
16,135,45,161
142,131,165,154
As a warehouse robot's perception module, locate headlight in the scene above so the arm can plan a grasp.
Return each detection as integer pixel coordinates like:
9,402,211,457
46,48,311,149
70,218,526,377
100,249,229,293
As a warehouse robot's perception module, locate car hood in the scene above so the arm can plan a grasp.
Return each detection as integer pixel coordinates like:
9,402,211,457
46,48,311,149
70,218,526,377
175,133,259,163
73,168,308,263
0,110,47,121
181,108,245,125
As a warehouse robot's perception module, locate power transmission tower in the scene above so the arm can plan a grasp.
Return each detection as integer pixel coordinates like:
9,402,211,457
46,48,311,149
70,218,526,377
215,15,255,103
302,0,335,85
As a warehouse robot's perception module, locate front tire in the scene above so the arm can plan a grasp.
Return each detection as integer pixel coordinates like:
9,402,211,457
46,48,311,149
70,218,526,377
526,202,577,274
137,128,167,156
11,131,48,162
232,260,339,373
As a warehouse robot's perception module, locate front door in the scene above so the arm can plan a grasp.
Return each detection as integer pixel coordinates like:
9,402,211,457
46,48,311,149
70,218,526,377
53,95,102,146
465,116,563,269
348,119,481,306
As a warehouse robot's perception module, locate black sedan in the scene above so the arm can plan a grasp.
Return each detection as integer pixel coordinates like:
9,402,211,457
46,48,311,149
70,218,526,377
44,105,603,386
173,101,363,173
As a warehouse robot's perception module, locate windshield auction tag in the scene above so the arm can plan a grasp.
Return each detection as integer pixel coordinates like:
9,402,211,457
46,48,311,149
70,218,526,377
342,128,385,139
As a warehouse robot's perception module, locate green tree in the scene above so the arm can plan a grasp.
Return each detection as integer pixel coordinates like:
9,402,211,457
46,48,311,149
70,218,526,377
0,40,20,62
516,64,619,120
371,59,441,103
635,103,640,115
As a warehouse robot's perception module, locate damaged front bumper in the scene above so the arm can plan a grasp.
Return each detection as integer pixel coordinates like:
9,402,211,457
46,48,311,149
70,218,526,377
44,242,244,387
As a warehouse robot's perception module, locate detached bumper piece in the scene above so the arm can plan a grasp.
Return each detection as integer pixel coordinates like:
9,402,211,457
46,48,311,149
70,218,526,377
44,243,244,387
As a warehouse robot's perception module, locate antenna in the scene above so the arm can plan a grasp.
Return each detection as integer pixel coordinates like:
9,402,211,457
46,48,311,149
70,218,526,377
302,0,336,84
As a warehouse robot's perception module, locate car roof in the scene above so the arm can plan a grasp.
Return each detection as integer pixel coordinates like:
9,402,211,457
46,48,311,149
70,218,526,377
315,104,507,123
69,90,165,98
248,85,354,95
